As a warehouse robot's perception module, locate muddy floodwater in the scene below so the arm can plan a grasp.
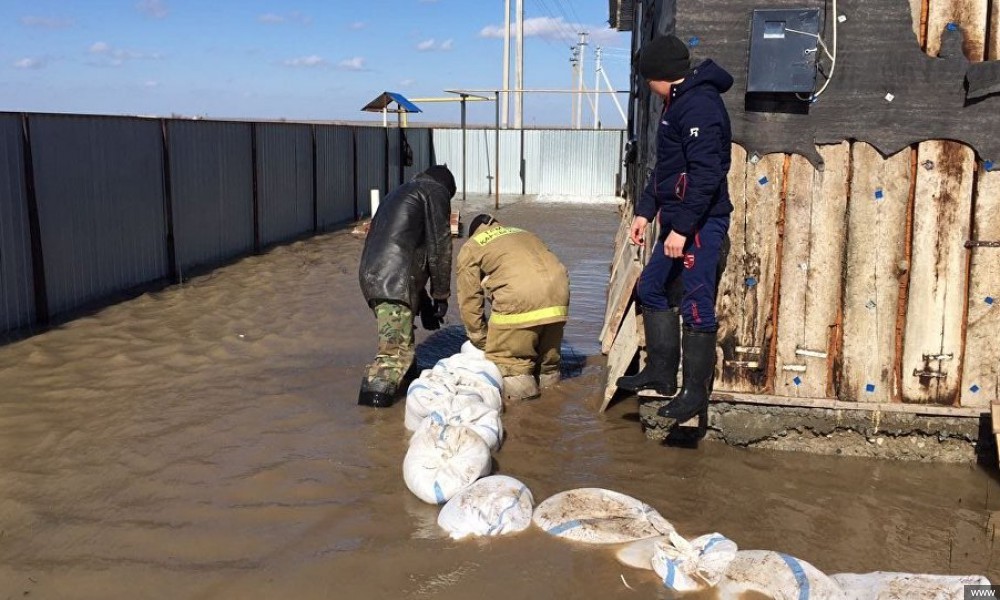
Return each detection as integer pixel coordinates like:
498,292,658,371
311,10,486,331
1,198,998,599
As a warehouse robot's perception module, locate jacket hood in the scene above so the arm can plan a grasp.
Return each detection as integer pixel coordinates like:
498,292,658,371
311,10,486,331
675,60,733,96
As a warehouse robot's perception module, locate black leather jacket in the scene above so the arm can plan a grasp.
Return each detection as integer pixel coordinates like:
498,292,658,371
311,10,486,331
358,174,452,309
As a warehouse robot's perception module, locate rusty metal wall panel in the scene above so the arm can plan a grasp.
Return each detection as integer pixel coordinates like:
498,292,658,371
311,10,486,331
403,128,432,183
29,114,168,317
0,114,35,332
255,123,314,246
167,120,253,273
315,125,355,229
355,127,387,218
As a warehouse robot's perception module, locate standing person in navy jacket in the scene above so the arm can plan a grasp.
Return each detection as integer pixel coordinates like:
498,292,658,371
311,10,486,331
616,35,734,425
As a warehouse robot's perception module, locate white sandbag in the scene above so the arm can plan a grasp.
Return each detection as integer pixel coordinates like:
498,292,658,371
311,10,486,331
425,399,504,450
616,535,670,570
461,341,486,359
433,355,503,393
455,381,503,413
404,371,460,431
652,532,739,592
831,571,992,599
532,488,675,544
715,550,848,600
437,475,534,539
403,417,491,504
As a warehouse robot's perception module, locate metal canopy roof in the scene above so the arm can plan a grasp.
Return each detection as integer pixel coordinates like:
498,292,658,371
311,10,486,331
361,92,422,113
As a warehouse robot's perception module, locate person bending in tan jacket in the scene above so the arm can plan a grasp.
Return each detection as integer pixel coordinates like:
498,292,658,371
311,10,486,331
457,214,571,402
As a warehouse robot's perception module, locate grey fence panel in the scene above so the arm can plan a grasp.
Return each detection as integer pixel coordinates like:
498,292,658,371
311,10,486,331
355,127,387,218
255,123,314,246
167,120,254,273
315,125,356,229
387,127,403,190
29,114,168,317
403,128,432,183
520,130,544,195
0,114,34,331
537,130,623,196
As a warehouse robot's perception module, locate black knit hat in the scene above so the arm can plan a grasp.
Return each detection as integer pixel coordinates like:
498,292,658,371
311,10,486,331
423,164,456,197
468,213,497,236
638,35,691,82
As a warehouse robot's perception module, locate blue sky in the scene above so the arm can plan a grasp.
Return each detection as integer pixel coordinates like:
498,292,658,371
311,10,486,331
0,0,632,126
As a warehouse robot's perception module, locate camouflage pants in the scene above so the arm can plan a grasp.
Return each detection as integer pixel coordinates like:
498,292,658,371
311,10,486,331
365,302,415,388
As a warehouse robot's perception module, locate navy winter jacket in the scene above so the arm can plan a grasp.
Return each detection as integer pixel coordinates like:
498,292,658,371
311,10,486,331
636,59,734,237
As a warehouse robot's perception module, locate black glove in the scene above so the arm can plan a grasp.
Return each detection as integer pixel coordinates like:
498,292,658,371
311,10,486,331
433,299,448,320
418,291,441,330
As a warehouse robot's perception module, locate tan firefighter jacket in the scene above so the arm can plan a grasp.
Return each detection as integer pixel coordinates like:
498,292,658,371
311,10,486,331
456,222,570,348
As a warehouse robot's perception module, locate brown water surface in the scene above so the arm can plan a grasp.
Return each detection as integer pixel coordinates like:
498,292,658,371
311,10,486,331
1,199,997,599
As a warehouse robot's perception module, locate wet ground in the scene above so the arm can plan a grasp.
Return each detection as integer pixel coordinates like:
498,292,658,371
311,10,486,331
0,197,998,599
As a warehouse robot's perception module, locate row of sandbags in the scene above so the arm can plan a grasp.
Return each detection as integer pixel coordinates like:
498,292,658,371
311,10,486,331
397,347,991,596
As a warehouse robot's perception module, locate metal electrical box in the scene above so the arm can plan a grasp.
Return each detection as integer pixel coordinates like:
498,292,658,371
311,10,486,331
747,8,822,93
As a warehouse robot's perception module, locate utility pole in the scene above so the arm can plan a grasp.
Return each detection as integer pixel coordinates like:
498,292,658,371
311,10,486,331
514,0,524,129
594,46,602,129
575,32,588,129
569,46,579,128
501,0,510,128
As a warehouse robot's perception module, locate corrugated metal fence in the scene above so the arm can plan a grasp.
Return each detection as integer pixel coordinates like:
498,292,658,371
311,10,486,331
432,128,626,196
0,112,624,335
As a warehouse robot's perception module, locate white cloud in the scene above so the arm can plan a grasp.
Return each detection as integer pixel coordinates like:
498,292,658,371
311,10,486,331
13,57,47,69
20,15,74,29
399,78,415,87
87,41,163,67
337,56,366,71
479,16,624,45
283,55,327,67
349,21,366,30
416,38,454,52
137,0,168,19
259,11,311,25
144,80,160,88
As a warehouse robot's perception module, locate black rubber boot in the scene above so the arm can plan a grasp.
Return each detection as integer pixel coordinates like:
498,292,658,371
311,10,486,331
616,307,680,396
358,376,396,408
657,328,717,423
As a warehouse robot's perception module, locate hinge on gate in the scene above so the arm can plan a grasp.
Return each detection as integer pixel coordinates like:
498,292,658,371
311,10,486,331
922,353,953,362
795,347,828,359
727,345,762,369
735,346,762,355
913,369,948,379
965,240,1000,248
781,364,807,373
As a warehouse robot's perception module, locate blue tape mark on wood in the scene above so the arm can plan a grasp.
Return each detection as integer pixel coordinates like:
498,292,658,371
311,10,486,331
985,160,995,171
745,276,758,287
874,188,884,200
793,376,802,386
946,22,958,31
970,384,981,393
689,36,701,47
865,383,876,393
758,176,769,186
986,296,995,305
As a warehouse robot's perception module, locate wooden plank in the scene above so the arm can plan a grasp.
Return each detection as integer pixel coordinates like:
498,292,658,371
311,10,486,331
602,301,639,412
450,209,461,237
774,144,850,399
925,0,988,60
992,404,1000,433
600,260,642,354
841,143,912,403
709,391,987,418
960,162,1000,407
908,0,927,47
716,150,783,393
991,0,1000,60
901,141,974,404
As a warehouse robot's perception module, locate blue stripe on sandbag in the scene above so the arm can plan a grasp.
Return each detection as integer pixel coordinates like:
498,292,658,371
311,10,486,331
479,371,500,388
663,559,677,588
546,519,583,535
430,412,445,426
434,481,445,504
487,486,527,534
702,535,724,552
778,553,810,600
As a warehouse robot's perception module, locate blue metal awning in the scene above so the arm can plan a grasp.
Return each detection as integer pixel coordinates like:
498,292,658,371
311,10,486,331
361,92,422,113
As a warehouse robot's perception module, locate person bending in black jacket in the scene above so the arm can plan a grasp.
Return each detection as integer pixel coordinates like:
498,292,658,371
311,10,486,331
616,35,734,425
357,165,455,407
